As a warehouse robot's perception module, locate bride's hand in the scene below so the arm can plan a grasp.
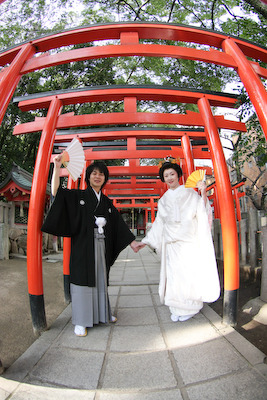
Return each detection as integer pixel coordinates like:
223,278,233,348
196,180,206,193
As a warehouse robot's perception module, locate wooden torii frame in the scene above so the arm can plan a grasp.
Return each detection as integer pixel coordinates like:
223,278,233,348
13,86,246,332
0,23,266,333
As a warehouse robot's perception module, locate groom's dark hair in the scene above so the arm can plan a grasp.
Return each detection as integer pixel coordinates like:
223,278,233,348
85,161,109,188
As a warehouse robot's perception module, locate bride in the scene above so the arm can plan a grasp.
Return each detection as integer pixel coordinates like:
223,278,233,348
139,160,220,322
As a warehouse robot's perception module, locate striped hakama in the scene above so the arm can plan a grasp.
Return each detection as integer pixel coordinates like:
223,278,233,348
70,229,112,327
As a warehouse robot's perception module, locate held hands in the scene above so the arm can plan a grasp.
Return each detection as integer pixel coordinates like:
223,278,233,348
130,240,146,253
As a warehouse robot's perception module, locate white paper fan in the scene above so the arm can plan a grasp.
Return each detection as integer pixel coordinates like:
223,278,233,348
61,138,85,182
185,169,206,188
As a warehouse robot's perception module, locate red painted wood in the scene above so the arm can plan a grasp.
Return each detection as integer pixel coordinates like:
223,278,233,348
198,96,239,291
181,134,195,177
16,89,239,111
2,23,266,63
27,98,63,295
223,38,267,140
13,111,246,135
0,43,35,124
20,44,238,74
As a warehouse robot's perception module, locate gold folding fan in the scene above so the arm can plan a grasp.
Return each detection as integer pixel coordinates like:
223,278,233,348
185,169,206,188
61,137,85,182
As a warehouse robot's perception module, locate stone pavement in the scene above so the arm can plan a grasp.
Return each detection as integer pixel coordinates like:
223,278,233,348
1,246,267,399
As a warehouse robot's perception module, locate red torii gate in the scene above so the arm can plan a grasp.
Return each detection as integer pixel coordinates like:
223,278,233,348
12,85,246,331
0,22,266,332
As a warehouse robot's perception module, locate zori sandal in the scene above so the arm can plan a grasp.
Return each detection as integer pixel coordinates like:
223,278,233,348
74,325,87,336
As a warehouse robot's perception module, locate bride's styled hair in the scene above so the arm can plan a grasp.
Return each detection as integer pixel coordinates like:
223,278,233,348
159,162,183,182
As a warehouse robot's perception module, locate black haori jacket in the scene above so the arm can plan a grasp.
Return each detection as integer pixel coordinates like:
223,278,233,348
41,186,135,287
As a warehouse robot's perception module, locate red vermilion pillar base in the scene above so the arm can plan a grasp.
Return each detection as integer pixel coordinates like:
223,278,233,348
63,237,71,304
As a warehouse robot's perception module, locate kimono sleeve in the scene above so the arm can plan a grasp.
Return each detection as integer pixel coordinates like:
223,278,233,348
195,196,220,302
107,203,136,266
142,200,164,253
41,187,81,237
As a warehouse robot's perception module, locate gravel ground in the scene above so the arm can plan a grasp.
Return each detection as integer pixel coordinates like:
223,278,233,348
0,255,67,370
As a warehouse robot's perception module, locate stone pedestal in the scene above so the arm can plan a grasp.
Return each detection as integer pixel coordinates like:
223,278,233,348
260,226,267,302
0,223,9,260
249,209,259,269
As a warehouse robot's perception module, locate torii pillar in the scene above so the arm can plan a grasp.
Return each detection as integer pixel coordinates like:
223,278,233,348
222,38,267,140
198,96,239,326
62,177,78,303
181,134,195,177
27,97,63,334
0,43,35,124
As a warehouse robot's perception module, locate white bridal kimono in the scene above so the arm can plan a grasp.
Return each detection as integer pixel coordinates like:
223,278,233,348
142,185,220,317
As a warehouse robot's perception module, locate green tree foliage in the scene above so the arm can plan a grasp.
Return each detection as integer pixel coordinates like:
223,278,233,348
0,55,119,180
223,86,267,210
234,87,267,169
0,0,266,195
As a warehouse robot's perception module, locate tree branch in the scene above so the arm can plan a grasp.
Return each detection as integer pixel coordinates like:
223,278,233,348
223,146,234,152
168,0,177,22
242,0,267,20
175,0,208,28
211,0,217,30
134,0,150,21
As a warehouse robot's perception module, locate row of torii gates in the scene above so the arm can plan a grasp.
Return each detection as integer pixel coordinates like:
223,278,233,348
1,23,267,333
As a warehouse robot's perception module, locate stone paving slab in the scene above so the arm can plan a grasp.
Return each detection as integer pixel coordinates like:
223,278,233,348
109,271,124,281
118,294,154,308
0,378,19,400
28,347,104,390
98,389,184,400
7,384,95,400
163,313,221,348
107,285,120,295
172,337,248,384
110,325,166,352
120,285,150,295
150,284,159,293
108,295,118,308
116,307,158,326
1,245,267,399
55,322,111,351
186,369,267,400
123,271,148,282
101,351,177,390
